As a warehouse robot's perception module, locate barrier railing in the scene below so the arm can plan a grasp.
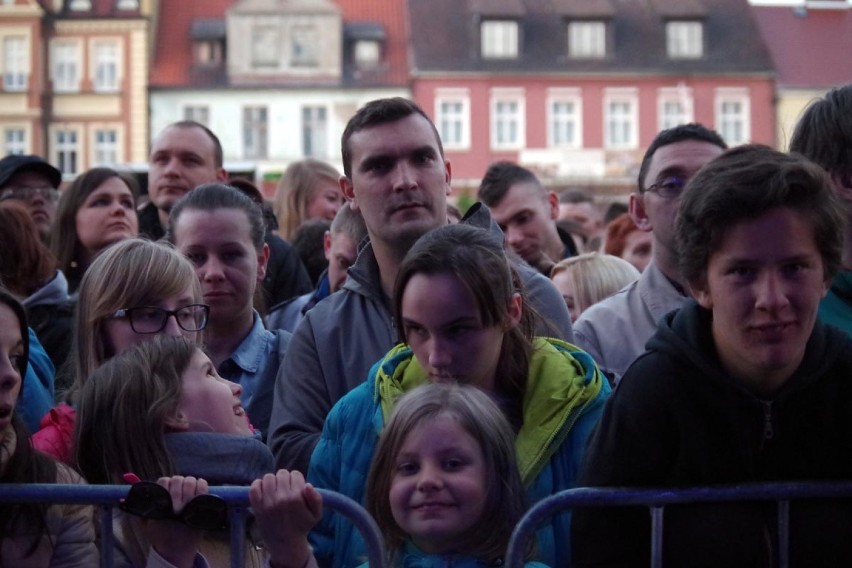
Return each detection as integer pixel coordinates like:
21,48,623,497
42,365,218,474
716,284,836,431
0,484,386,568
505,481,852,568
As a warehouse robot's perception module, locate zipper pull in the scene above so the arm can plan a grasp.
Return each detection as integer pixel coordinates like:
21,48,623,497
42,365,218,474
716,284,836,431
762,401,774,440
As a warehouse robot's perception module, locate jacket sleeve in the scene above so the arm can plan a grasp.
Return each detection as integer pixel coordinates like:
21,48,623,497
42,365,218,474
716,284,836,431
49,466,99,567
570,358,677,567
267,314,332,475
517,263,575,343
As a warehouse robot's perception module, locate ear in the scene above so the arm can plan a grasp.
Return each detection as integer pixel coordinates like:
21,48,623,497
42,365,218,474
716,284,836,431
256,242,270,284
340,175,357,210
505,292,523,330
164,412,190,432
443,159,453,196
216,168,228,183
690,280,713,310
547,191,559,221
323,230,332,260
629,192,653,232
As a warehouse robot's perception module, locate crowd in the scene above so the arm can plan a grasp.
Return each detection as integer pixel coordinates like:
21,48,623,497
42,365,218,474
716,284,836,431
1,83,851,568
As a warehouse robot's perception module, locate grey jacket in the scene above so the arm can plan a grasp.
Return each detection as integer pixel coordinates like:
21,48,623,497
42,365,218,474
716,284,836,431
572,260,686,383
266,204,574,473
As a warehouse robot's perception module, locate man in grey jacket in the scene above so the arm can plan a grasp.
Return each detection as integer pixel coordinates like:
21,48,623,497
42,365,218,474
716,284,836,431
573,123,726,383
267,97,573,473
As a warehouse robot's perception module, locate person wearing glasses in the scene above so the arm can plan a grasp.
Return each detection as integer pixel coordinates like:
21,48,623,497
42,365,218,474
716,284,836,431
31,238,207,463
0,154,62,241
572,124,727,384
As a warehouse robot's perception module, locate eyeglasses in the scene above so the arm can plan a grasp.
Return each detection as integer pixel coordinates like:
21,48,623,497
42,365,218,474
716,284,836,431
644,176,687,199
109,304,209,334
120,481,228,531
0,186,59,203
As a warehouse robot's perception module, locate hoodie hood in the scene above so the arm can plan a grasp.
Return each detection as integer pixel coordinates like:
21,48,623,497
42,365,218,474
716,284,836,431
647,299,848,397
22,270,70,309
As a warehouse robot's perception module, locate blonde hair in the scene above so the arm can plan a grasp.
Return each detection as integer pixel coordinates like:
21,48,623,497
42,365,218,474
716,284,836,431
550,253,639,317
72,238,202,394
366,383,528,564
273,159,340,240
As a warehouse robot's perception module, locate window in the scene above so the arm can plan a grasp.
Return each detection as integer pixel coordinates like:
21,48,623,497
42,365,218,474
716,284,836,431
657,87,693,131
436,94,470,150
715,90,750,145
3,36,28,91
252,26,279,68
481,20,519,59
194,40,223,66
354,40,380,67
292,25,319,67
666,21,703,59
568,21,606,58
604,90,638,149
4,128,25,155
117,0,140,9
548,89,583,148
243,106,268,159
92,41,120,92
55,130,79,175
53,41,80,92
183,105,210,126
490,89,525,150
302,106,327,159
93,129,118,166
69,0,92,9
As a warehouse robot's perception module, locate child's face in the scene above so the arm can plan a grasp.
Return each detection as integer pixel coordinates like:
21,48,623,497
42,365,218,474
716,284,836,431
176,349,253,435
400,272,519,392
389,415,488,555
0,304,23,432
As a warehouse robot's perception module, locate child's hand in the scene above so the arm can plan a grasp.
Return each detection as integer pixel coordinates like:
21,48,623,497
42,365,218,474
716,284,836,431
144,476,208,568
250,469,322,568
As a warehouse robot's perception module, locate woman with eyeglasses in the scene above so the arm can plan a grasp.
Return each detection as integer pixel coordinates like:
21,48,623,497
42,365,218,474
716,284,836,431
167,183,291,440
32,238,208,463
50,167,139,295
75,335,272,568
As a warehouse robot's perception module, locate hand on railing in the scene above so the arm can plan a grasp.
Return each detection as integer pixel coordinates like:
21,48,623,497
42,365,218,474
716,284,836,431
250,469,322,568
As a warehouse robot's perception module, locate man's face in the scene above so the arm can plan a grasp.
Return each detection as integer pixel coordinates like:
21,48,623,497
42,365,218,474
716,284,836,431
341,114,451,252
692,207,829,394
631,140,724,258
558,201,601,237
148,125,226,213
0,170,58,237
489,181,559,266
324,232,358,293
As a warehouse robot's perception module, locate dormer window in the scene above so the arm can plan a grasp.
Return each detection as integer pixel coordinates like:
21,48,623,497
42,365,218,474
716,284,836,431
354,40,380,67
191,20,226,67
481,20,519,59
567,20,606,59
69,0,92,10
195,40,223,66
252,25,279,68
666,20,703,59
292,25,319,67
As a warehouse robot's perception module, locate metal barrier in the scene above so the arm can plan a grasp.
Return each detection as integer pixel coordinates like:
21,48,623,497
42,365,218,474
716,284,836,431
0,484,386,568
505,481,852,568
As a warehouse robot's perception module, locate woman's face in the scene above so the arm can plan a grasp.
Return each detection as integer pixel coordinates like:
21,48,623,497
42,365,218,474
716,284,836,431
0,304,24,432
101,286,200,358
177,349,253,435
306,179,344,222
75,177,138,262
173,208,269,329
400,272,521,393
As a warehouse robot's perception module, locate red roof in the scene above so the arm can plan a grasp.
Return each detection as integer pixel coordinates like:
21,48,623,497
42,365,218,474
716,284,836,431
150,0,409,88
751,6,852,89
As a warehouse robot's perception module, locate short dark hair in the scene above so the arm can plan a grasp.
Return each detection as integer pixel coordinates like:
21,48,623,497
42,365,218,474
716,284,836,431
477,161,542,206
789,84,852,175
167,183,266,249
341,98,442,178
676,144,843,288
558,188,593,205
163,121,224,169
637,123,727,192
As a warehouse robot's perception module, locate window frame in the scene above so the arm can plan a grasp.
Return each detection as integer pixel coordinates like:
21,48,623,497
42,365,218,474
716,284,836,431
657,86,694,132
52,40,82,93
547,88,583,149
242,106,269,160
3,36,28,92
3,127,26,155
490,88,526,151
435,90,471,151
90,39,122,93
481,20,519,59
603,88,639,150
666,20,704,59
301,105,328,159
715,88,751,146
567,20,607,59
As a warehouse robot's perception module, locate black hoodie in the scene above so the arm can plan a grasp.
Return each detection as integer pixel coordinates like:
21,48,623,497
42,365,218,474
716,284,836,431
572,300,852,568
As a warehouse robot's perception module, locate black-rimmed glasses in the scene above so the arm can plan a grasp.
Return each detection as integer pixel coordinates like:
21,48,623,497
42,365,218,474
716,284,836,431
109,304,209,334
644,176,687,199
0,186,60,203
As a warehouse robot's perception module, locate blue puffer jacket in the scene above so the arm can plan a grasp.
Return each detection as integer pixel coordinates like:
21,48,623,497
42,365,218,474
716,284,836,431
308,338,610,568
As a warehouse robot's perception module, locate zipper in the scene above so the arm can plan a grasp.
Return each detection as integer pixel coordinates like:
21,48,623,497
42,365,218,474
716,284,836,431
761,400,774,442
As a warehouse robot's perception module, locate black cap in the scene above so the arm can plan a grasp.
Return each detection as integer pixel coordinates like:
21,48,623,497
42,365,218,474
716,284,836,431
0,155,62,190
